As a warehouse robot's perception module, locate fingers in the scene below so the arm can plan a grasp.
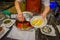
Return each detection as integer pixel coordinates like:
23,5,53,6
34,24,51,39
41,14,46,18
17,14,25,22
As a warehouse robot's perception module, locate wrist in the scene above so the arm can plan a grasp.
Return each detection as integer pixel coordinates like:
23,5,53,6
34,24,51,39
40,13,46,18
17,11,23,15
42,13,47,16
18,13,24,17
18,13,23,15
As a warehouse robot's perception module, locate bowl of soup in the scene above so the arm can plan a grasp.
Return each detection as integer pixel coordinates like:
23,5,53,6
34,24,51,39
16,20,32,31
3,19,11,24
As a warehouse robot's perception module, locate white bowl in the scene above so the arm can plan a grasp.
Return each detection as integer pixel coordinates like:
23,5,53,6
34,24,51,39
23,11,33,21
3,19,12,26
30,16,47,28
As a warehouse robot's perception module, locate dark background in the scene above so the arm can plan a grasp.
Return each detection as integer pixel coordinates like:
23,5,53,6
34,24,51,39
0,0,15,2
0,0,60,2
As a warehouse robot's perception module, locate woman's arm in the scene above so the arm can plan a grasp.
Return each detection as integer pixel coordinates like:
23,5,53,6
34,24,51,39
41,0,50,18
41,6,50,18
14,0,24,22
15,0,23,15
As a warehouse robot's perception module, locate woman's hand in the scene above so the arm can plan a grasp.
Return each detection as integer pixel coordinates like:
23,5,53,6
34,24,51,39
41,13,46,18
17,14,25,22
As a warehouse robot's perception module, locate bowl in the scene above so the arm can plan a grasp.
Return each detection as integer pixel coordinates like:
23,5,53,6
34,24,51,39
42,26,52,34
0,27,4,35
3,19,12,26
16,20,32,31
30,16,47,28
40,25,56,36
23,11,33,21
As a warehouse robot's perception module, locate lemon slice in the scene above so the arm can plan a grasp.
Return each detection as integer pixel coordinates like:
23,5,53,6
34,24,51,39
31,18,39,25
35,18,43,26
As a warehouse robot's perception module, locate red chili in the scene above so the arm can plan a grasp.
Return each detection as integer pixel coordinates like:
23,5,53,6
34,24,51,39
17,23,22,28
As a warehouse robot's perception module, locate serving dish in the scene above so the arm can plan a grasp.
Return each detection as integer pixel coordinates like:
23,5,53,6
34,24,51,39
40,25,56,36
23,11,33,21
3,19,12,26
0,27,4,35
16,20,32,31
30,16,47,28
0,27,9,39
41,26,52,34
1,19,16,28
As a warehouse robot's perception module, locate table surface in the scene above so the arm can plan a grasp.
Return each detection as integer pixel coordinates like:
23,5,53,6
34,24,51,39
0,17,60,40
0,24,60,40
